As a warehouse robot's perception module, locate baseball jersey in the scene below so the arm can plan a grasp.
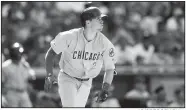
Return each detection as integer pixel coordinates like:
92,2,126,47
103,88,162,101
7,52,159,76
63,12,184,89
2,59,35,90
50,28,117,79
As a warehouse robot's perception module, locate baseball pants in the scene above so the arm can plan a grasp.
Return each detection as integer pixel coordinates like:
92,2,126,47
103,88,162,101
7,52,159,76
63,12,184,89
58,71,92,107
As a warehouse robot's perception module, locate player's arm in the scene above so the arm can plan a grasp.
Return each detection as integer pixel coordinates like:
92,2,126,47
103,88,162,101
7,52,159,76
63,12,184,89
44,32,68,92
103,69,115,87
100,68,116,100
21,58,36,80
45,47,57,76
97,40,117,102
44,47,59,92
102,42,117,88
96,65,116,103
45,32,68,76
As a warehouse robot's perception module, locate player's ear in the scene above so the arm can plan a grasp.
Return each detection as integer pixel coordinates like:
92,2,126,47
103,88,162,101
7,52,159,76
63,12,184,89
85,20,91,26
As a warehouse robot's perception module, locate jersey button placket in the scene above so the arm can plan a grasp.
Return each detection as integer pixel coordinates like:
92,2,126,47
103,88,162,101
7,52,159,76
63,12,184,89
83,42,90,76
83,43,87,76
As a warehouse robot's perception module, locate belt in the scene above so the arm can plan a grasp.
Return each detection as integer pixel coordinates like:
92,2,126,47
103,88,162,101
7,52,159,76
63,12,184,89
63,72,89,81
74,77,89,81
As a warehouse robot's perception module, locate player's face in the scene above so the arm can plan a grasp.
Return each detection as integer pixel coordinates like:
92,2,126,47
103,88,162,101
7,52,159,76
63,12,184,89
10,47,23,62
11,50,22,61
90,17,104,31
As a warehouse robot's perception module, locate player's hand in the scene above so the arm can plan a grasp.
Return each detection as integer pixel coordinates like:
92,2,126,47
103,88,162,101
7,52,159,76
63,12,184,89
96,82,110,103
44,73,57,92
96,90,109,103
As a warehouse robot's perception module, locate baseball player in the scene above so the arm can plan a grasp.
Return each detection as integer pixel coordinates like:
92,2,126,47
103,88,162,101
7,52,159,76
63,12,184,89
44,7,117,107
2,42,35,107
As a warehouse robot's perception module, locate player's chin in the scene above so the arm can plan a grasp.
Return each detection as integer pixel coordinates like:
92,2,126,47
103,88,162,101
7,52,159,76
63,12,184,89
98,26,103,31
98,28,103,32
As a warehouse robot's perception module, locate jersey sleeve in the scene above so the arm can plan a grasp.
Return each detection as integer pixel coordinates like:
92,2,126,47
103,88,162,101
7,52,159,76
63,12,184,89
102,39,117,71
50,32,69,54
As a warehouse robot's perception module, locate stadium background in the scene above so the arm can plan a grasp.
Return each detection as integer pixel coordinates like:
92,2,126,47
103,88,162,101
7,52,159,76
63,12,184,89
1,1,185,107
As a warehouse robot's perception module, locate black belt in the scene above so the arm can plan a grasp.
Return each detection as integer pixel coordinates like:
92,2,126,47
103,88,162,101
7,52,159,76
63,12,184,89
63,72,89,81
74,77,89,81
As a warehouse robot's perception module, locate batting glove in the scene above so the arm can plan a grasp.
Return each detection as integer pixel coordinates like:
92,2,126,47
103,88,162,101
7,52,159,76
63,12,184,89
44,73,57,92
96,82,110,103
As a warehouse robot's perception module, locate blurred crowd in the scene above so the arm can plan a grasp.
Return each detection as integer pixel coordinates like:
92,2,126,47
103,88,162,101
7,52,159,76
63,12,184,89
123,76,184,108
2,1,185,67
109,2,185,65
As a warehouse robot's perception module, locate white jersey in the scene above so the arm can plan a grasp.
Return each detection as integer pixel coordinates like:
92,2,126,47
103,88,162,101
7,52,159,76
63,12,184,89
51,28,117,79
2,59,34,90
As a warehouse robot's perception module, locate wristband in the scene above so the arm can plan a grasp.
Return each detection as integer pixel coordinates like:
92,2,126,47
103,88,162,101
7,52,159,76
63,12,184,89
102,82,110,91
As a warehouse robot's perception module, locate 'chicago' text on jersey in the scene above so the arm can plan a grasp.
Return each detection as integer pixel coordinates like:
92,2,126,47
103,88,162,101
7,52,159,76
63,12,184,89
73,51,102,60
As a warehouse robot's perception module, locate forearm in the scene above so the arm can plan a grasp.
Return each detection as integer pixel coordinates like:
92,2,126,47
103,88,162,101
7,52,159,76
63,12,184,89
96,69,115,102
103,69,114,85
45,47,56,76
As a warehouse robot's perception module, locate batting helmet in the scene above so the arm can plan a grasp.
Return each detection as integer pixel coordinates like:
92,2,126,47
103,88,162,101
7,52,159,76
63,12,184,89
84,2,93,8
80,7,107,27
9,42,24,61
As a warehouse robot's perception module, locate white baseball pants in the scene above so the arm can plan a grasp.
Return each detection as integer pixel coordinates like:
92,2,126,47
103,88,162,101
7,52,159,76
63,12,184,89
58,71,92,107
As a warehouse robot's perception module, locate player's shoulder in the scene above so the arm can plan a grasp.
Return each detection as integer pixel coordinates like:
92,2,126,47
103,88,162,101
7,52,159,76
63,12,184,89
2,59,12,69
21,58,30,68
98,32,107,40
98,32,114,48
97,32,107,43
57,28,81,40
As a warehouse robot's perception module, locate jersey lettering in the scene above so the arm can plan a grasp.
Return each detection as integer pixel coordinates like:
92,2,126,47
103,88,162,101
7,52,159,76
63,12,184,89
97,53,100,60
89,53,93,60
82,51,85,59
93,53,97,60
85,52,89,60
73,51,101,60
78,51,82,59
73,51,77,59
